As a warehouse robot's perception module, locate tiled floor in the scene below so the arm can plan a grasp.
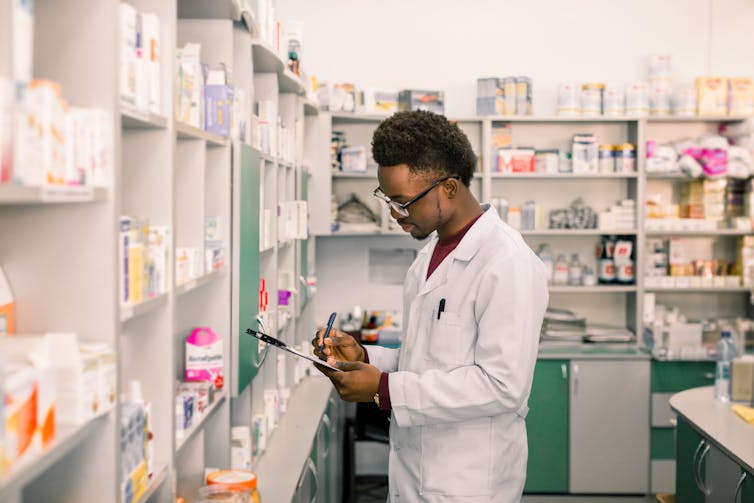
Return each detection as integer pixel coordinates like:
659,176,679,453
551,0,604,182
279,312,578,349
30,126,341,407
354,477,661,503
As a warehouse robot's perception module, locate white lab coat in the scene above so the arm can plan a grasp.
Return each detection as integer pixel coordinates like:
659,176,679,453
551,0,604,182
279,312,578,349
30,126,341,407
367,205,548,502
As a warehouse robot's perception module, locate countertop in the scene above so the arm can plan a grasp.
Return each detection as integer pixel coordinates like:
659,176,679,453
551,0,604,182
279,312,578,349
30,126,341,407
537,342,651,360
254,375,334,502
670,386,754,473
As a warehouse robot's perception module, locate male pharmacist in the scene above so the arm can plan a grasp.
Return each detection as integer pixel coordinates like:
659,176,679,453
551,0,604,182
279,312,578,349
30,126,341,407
314,110,548,502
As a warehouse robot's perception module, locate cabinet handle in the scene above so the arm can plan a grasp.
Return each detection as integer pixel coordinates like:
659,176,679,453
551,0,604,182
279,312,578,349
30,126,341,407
697,443,712,496
561,363,568,392
693,439,706,493
572,364,579,396
734,471,747,503
704,372,715,380
307,458,319,503
669,417,677,427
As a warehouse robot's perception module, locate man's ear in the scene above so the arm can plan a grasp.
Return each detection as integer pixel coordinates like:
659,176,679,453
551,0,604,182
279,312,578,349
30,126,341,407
444,178,459,199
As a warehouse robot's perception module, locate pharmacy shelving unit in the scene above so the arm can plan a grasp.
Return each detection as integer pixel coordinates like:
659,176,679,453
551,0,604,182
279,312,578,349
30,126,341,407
306,111,754,496
643,114,754,495
0,1,328,502
307,112,484,238
0,1,120,502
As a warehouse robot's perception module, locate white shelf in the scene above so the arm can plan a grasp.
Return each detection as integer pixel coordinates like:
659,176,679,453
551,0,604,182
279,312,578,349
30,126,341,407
647,115,753,123
121,106,168,129
135,463,170,503
279,69,304,94
175,392,227,454
645,229,751,237
331,170,378,178
646,172,689,179
331,112,392,123
278,239,295,249
177,0,259,35
646,287,750,293
304,98,319,116
279,160,294,169
488,115,641,123
490,172,637,179
252,40,285,73
175,121,229,147
261,153,276,163
0,411,111,498
549,285,637,293
175,266,228,297
0,185,108,204
120,293,170,323
522,229,637,236
317,230,408,237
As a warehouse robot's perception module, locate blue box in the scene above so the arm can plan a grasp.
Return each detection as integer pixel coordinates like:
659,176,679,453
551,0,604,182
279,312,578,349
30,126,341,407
204,84,233,137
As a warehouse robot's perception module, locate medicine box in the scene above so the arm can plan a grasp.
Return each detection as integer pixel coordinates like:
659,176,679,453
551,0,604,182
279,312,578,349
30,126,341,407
732,357,754,402
398,89,444,114
205,83,233,137
696,77,728,116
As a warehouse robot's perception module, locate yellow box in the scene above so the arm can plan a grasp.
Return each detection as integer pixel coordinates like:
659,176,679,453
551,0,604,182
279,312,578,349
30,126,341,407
729,78,754,116
697,77,728,116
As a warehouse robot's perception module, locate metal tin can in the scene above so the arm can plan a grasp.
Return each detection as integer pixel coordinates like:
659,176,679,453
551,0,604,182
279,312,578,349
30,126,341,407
614,143,636,173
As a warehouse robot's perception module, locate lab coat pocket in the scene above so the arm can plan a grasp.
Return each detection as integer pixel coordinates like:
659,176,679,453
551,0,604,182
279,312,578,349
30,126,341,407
426,312,475,366
420,418,492,496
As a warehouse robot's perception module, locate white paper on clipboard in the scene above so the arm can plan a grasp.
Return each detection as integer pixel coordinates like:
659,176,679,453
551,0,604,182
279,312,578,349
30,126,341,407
246,329,343,372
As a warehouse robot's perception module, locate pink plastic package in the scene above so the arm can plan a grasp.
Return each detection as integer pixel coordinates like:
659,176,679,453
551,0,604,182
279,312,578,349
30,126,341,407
185,327,224,389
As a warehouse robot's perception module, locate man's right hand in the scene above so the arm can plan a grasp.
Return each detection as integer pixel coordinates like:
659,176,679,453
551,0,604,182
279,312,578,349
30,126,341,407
311,328,365,363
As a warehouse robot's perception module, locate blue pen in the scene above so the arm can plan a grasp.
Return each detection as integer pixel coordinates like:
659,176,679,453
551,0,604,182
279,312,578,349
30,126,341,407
320,312,337,353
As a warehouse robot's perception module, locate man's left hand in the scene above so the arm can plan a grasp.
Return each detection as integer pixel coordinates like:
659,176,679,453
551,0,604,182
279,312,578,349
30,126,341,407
316,359,381,402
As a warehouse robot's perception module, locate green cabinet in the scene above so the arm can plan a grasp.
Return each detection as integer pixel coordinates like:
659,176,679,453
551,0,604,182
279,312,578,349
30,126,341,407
742,470,754,501
676,417,706,503
525,359,569,493
232,144,262,394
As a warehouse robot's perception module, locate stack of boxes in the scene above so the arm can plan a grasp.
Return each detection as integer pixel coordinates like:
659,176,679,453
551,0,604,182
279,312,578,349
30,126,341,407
476,77,533,116
119,217,170,307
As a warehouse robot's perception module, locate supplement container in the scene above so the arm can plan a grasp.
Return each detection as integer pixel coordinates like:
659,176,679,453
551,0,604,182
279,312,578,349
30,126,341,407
614,144,636,173
598,144,614,174
581,83,605,115
603,87,625,116
206,470,261,503
557,82,580,116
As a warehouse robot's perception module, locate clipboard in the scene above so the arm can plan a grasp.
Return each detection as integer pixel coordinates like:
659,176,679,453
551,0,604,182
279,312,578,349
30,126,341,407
246,329,343,372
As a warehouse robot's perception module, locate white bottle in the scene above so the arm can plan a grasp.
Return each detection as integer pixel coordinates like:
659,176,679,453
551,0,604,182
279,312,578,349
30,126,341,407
537,244,554,284
715,331,737,401
553,254,569,285
568,254,583,286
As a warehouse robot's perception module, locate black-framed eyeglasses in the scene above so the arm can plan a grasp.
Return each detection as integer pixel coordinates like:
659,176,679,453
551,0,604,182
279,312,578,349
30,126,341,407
372,176,459,218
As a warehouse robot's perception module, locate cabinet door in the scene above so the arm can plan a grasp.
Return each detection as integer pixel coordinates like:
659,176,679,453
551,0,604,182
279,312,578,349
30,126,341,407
570,360,650,493
676,417,706,503
524,359,569,493
705,444,743,502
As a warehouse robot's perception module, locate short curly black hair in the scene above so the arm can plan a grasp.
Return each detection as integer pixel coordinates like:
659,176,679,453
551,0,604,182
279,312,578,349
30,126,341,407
371,111,477,186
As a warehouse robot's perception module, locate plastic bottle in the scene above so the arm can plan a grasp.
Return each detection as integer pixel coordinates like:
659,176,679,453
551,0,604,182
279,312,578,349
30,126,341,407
715,330,737,401
553,254,569,285
568,254,583,286
537,244,554,284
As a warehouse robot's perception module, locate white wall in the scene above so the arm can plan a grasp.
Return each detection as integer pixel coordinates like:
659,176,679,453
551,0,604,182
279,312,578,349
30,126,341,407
277,0,754,117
